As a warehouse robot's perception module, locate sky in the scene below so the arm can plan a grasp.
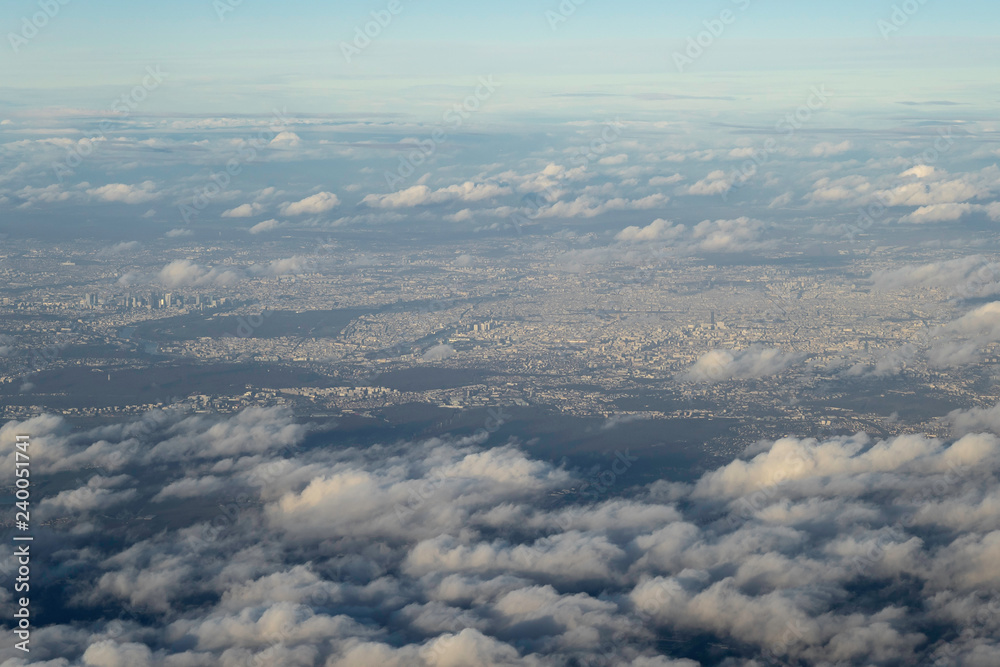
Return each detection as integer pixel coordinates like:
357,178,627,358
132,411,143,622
3,0,1000,116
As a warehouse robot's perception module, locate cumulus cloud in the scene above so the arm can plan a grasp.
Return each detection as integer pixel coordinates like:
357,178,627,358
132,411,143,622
871,255,1000,298
616,219,686,243
806,175,872,204
269,131,302,148
86,181,159,204
6,405,1000,665
874,165,1000,208
156,259,242,288
680,346,801,382
927,301,1000,367
222,203,265,218
279,192,340,216
363,182,511,209
249,219,286,234
598,154,628,166
533,193,668,219
900,202,973,223
691,216,765,252
250,256,313,277
165,228,193,238
949,402,1000,436
683,170,732,196
649,174,683,186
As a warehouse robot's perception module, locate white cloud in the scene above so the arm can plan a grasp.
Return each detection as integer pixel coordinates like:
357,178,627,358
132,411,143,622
165,228,193,238
681,346,801,382
533,193,668,219
6,406,1000,664
156,259,242,288
900,202,973,223
683,170,731,196
222,203,265,218
363,182,511,209
649,174,683,186
901,164,937,179
86,181,159,204
691,216,765,252
269,131,302,148
279,192,340,216
249,219,286,234
616,219,686,242
871,255,1000,297
928,301,1000,367
598,154,628,166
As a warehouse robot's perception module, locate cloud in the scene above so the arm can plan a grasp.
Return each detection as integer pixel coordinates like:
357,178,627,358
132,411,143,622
616,219,686,243
533,194,668,219
927,301,1000,367
649,174,683,186
691,216,765,252
222,203,265,218
363,182,511,209
680,346,801,382
949,402,1000,436
871,255,1000,298
810,140,852,157
100,241,140,255
16,184,76,205
279,192,340,216
422,344,457,361
249,219,286,234
269,131,302,148
598,154,628,166
901,164,937,179
165,228,193,238
986,202,1000,222
156,259,242,288
874,166,998,207
7,406,1000,665
250,256,313,277
768,192,793,209
899,202,973,223
683,170,731,196
806,175,872,204
86,181,159,204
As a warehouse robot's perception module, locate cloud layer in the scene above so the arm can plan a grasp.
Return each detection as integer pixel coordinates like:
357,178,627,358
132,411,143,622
4,404,1000,665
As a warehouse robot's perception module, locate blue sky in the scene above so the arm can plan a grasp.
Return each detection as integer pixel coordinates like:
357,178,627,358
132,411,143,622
3,0,999,115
